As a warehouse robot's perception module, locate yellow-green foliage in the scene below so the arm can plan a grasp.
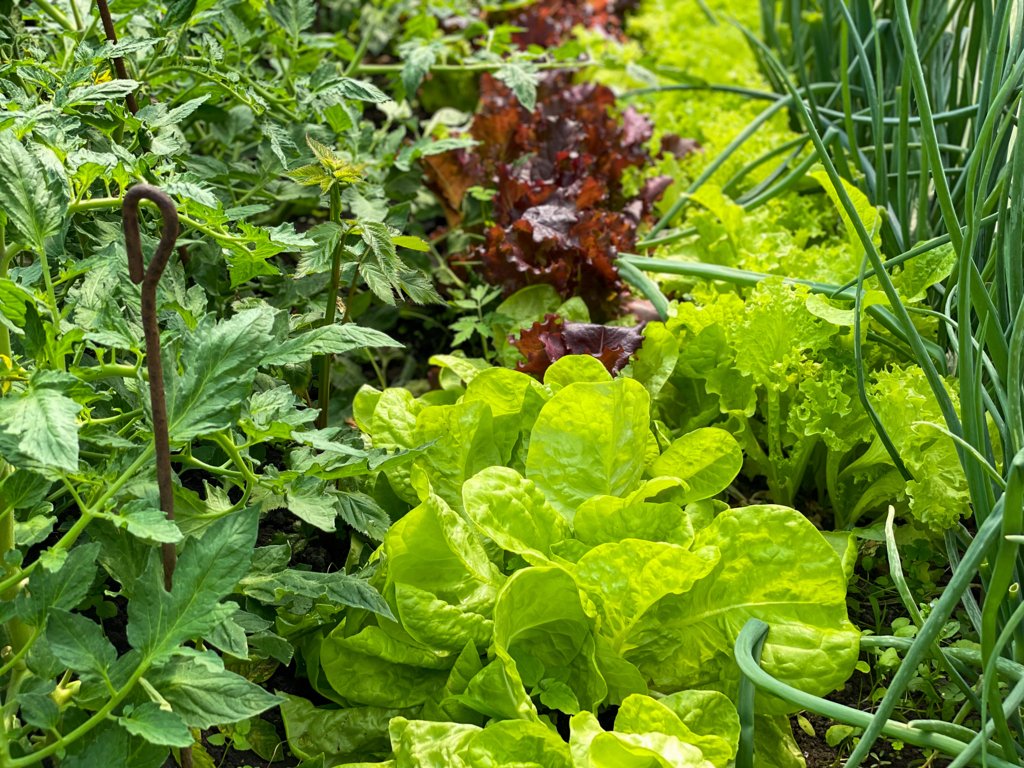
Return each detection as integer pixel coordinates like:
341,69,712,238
581,1,969,530
582,0,864,285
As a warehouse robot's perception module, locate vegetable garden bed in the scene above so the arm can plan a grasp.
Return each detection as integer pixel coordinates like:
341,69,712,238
1,0,1022,766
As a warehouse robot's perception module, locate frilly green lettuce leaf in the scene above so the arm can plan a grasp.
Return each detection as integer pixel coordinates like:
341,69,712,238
670,291,756,417
889,242,957,303
808,168,881,257
730,279,837,390
865,366,969,530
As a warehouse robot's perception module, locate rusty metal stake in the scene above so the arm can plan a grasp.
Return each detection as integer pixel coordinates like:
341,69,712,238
124,185,195,768
123,185,178,591
95,0,139,115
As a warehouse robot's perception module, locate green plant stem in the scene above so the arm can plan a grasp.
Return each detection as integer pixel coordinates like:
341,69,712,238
316,186,346,430
68,0,83,31
0,666,27,764
8,661,149,767
980,452,1024,759
32,243,62,370
210,432,258,486
67,196,121,213
31,0,74,30
736,620,1019,767
343,26,373,77
74,363,140,381
0,628,39,679
0,230,10,360
0,449,153,595
0,462,33,764
69,197,245,248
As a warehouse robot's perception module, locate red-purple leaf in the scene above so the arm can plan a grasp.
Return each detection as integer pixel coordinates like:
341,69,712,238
511,314,646,379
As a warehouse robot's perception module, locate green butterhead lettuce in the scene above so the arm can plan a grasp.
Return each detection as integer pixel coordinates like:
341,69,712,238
543,354,613,390
651,427,743,504
569,711,715,768
526,378,651,519
319,624,452,708
615,693,737,768
657,690,740,767
387,716,572,767
574,540,719,650
462,466,569,566
457,647,540,722
493,567,607,713
573,497,695,548
462,367,550,467
414,401,502,508
384,490,501,650
325,353,860,766
625,505,859,713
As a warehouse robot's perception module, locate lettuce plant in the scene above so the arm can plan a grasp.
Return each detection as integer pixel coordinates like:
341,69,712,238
651,277,969,530
280,357,859,766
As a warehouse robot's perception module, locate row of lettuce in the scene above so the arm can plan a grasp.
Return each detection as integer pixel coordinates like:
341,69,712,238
0,0,959,764
281,360,857,766
270,1,967,765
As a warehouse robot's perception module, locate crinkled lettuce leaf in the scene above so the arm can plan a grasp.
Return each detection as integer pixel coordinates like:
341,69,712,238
526,378,650,519
387,716,571,768
574,539,719,650
462,466,569,566
493,567,607,713
625,505,858,714
570,711,715,768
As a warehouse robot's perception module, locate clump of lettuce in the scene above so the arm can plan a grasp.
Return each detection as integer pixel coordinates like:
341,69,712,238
283,359,858,767
649,275,969,531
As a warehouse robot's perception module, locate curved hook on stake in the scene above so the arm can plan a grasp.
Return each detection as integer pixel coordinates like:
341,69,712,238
122,184,179,592
124,185,179,287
